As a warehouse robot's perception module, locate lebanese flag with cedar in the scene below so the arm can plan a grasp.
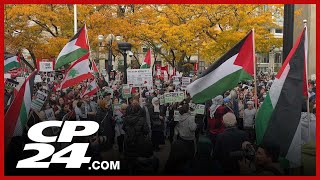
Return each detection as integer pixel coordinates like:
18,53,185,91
60,53,93,89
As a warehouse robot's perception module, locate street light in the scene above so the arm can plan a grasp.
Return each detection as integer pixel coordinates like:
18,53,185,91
118,42,132,84
97,34,115,81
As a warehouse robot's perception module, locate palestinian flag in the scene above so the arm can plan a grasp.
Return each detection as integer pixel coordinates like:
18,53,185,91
60,53,93,89
81,80,99,98
90,59,99,76
255,28,307,166
140,49,151,69
55,25,89,70
4,53,21,73
4,70,37,151
187,30,254,103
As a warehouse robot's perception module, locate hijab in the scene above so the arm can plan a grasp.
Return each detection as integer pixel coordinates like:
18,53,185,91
209,95,224,118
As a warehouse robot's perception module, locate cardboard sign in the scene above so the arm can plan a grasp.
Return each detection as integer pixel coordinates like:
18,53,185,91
44,108,56,120
31,90,48,111
164,93,173,103
39,61,54,72
127,69,153,87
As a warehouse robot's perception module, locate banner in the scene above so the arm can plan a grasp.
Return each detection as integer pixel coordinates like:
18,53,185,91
127,69,153,87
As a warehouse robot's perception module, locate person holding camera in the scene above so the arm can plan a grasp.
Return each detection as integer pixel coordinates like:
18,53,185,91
238,141,284,175
213,112,248,175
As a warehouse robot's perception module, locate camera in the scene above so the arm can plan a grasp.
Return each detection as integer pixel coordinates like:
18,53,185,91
230,143,256,161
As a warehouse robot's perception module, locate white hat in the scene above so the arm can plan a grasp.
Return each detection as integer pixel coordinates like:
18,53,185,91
247,101,254,105
222,113,237,127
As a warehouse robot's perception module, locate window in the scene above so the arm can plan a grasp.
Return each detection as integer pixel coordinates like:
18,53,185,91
275,29,283,33
275,52,282,64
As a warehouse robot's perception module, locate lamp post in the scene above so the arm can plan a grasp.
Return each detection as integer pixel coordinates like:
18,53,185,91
106,34,115,81
118,42,132,84
98,34,116,80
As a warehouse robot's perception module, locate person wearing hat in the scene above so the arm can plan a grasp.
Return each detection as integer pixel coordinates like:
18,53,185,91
213,112,248,175
243,100,256,143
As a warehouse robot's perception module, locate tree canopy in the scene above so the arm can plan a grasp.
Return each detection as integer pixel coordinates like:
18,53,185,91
5,4,284,68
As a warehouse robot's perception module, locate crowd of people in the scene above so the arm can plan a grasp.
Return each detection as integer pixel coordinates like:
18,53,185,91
4,71,316,175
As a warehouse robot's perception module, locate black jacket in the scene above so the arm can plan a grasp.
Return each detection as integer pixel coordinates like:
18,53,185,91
213,127,248,175
148,105,166,132
96,107,114,143
123,112,149,158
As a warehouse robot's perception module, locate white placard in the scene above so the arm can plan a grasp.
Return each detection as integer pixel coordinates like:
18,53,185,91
39,62,54,72
31,90,48,111
127,69,153,87
34,75,42,83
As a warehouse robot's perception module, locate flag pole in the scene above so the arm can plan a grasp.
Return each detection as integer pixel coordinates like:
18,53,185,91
74,4,77,35
303,20,311,138
252,28,258,110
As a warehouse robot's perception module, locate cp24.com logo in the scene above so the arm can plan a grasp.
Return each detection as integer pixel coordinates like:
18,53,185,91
17,121,104,169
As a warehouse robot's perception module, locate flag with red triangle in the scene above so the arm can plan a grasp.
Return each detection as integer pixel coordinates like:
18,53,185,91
81,80,99,98
55,25,90,70
90,59,99,76
187,30,254,103
140,49,151,69
60,53,93,89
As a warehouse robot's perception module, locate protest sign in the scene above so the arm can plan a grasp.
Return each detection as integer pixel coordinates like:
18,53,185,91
34,75,42,83
39,61,54,72
181,77,191,89
164,93,173,103
127,69,153,87
44,108,56,120
160,95,165,105
113,104,121,114
176,92,185,102
31,90,48,111
196,104,205,115
172,76,180,86
122,85,132,99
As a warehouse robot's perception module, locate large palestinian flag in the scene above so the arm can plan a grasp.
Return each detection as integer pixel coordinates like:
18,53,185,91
140,49,151,69
187,30,254,103
81,80,99,98
55,25,89,70
4,53,20,73
60,53,93,89
255,28,307,166
4,70,37,151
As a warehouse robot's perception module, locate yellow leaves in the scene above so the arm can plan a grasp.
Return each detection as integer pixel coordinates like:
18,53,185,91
5,4,283,66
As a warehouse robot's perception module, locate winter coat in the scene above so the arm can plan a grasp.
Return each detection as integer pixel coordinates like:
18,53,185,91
148,105,166,132
96,107,114,144
123,112,149,158
213,127,249,175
